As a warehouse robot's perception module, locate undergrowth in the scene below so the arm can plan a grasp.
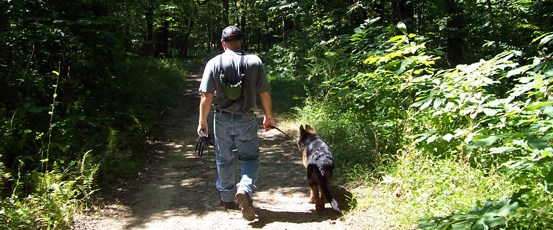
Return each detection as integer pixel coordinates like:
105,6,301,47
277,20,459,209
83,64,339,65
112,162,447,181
279,21,553,229
0,58,189,229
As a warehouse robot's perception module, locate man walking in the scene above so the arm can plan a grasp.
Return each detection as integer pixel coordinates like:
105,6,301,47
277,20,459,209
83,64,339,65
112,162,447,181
197,26,275,221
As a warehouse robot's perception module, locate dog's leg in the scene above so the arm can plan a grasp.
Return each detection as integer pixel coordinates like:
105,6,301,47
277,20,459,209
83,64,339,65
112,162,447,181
307,165,318,204
309,183,318,204
315,184,325,211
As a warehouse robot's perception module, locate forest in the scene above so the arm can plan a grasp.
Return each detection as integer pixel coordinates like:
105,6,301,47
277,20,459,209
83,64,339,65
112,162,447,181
1,0,552,229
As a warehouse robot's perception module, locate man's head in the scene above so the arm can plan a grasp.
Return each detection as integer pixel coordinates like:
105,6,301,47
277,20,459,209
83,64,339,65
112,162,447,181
221,26,243,50
222,26,243,41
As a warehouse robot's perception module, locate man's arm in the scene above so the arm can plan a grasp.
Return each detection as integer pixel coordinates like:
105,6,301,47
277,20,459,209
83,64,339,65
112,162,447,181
259,91,275,131
198,93,214,135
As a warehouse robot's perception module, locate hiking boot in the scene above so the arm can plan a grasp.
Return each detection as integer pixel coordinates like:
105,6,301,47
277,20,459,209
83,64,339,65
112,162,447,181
235,192,255,221
220,200,237,210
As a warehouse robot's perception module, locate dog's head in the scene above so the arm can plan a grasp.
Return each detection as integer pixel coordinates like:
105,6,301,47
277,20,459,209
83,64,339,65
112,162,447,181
297,124,316,150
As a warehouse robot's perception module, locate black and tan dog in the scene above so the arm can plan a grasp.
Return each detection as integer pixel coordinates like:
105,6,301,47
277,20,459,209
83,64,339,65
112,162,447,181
297,125,340,212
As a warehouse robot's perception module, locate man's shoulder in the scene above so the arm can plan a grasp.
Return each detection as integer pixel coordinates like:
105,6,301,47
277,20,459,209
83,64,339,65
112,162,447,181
244,53,263,65
204,54,222,69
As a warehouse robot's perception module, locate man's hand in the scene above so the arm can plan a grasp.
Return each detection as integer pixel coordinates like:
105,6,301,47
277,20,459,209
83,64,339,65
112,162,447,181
263,116,275,131
197,122,208,136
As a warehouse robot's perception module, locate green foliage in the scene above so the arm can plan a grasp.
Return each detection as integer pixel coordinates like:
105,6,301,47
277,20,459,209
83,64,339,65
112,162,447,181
419,193,522,230
400,31,553,228
1,152,99,229
291,14,553,228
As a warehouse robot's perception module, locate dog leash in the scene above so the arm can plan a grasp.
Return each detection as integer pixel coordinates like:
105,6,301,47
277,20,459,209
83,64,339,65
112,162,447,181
195,130,214,158
270,125,306,152
270,126,296,141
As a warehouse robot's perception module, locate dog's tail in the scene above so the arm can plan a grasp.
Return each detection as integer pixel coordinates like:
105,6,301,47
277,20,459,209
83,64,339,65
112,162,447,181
309,165,340,212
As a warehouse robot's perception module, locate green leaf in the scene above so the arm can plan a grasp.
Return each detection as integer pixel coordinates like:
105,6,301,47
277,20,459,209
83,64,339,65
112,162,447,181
443,133,454,142
365,56,380,65
420,97,434,110
471,135,504,147
433,97,445,109
396,59,414,75
426,134,439,144
489,147,517,154
506,65,530,78
533,33,553,48
482,108,498,116
527,101,553,110
540,106,553,117
528,135,549,150
470,220,487,230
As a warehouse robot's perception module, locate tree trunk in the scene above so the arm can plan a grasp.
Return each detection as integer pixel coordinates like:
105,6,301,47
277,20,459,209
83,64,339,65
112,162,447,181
0,1,9,75
394,0,414,31
373,1,385,24
179,19,194,58
486,0,498,49
143,7,154,56
155,18,169,57
282,15,293,41
241,14,247,49
446,0,463,66
223,0,229,26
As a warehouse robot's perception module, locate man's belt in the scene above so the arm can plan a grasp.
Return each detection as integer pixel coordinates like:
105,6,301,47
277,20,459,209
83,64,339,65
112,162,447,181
215,109,252,115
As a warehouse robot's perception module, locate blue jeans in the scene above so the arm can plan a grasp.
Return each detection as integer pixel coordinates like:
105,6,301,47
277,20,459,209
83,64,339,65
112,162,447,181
213,111,260,202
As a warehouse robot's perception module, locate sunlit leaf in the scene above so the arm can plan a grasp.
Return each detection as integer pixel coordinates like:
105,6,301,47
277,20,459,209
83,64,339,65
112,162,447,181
426,134,439,144
489,147,517,154
471,135,504,147
365,56,380,64
443,133,454,142
397,22,407,35
421,97,434,110
482,108,498,116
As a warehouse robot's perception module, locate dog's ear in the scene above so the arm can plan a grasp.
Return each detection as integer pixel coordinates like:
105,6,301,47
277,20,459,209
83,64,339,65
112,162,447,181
305,124,313,132
299,125,305,134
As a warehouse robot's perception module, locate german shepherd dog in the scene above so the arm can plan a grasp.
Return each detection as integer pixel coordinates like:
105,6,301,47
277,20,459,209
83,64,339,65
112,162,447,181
297,125,340,212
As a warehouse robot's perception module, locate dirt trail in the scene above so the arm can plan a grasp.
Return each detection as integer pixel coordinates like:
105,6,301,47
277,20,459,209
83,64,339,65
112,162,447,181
73,74,350,230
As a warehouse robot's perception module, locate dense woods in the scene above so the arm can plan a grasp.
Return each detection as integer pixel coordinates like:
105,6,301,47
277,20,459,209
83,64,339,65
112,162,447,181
1,0,552,229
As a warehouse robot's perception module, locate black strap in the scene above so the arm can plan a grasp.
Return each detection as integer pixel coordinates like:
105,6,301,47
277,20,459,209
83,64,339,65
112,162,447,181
219,53,245,84
195,130,214,158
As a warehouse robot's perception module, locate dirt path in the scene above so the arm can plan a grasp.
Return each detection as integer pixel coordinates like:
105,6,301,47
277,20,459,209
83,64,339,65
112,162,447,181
73,73,350,230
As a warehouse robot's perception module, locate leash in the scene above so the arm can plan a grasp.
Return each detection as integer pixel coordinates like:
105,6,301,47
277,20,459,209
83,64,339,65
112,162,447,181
195,130,214,158
270,125,304,152
270,126,296,141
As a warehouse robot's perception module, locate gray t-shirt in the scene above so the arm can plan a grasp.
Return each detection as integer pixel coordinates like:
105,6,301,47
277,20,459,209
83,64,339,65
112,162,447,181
199,50,270,113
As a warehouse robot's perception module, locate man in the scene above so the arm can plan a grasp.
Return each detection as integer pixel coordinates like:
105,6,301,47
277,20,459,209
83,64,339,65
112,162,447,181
197,26,275,221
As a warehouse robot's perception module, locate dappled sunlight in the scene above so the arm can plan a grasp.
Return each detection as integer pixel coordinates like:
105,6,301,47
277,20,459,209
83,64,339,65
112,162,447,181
179,177,203,187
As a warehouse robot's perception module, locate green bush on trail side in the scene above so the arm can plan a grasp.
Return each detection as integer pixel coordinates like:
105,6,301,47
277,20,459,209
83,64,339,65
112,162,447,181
271,20,553,229
0,58,188,229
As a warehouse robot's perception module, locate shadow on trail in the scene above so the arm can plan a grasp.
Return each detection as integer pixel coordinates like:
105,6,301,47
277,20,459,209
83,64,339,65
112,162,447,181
251,208,341,228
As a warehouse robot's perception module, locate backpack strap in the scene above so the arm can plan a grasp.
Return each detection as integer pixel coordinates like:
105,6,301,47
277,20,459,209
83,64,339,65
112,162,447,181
219,52,246,84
